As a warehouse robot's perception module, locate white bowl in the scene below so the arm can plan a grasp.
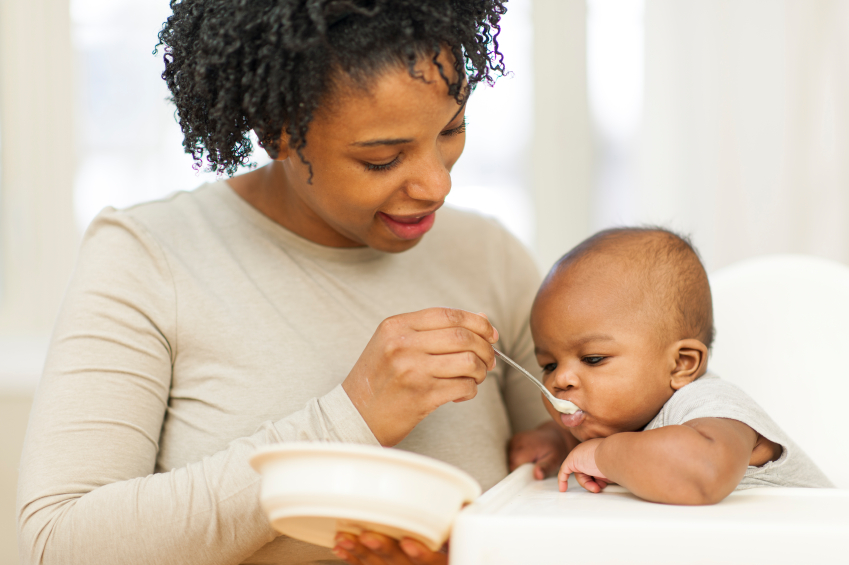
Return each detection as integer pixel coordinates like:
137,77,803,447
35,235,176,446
250,442,481,551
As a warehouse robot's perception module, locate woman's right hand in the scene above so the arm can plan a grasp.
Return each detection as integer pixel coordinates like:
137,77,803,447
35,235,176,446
343,308,498,446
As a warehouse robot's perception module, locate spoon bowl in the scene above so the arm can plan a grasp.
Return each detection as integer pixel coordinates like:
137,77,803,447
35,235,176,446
492,347,580,415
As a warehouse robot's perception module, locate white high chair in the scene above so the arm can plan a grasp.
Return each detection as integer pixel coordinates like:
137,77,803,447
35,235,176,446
708,254,849,488
449,254,849,565
450,253,849,565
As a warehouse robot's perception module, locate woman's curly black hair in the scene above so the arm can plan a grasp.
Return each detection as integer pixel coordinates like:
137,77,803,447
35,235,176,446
155,0,508,176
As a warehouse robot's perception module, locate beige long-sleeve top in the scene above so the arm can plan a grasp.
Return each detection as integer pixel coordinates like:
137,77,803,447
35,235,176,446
17,182,548,565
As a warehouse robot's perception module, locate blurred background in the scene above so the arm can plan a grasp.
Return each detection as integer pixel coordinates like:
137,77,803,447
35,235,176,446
1,0,847,559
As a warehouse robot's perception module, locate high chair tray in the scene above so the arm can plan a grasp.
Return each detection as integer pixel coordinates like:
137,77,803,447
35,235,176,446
450,464,849,565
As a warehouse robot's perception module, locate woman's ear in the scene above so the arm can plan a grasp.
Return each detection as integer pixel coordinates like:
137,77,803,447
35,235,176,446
669,339,708,390
255,128,290,161
273,132,291,161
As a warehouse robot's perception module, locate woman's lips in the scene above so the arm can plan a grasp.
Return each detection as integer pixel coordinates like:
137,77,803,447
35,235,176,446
378,211,437,240
560,410,586,428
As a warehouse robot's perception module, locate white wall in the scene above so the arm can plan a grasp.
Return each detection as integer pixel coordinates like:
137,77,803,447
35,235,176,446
636,0,849,273
532,0,594,273
0,0,78,340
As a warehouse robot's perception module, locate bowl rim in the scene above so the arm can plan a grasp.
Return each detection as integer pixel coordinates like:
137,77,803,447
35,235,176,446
250,442,482,501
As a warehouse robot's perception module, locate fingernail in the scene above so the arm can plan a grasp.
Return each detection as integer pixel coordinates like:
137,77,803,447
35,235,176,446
332,547,347,559
337,538,355,550
492,327,499,342
400,540,421,558
360,535,380,550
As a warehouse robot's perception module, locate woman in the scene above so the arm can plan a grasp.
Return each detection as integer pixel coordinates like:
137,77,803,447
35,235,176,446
17,1,572,564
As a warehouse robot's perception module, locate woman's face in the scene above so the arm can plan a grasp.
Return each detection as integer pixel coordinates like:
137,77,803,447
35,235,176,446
246,53,467,253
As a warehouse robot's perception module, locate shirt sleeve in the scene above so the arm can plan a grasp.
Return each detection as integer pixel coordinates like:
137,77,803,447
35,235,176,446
16,210,378,565
494,226,551,434
657,376,787,445
647,375,835,489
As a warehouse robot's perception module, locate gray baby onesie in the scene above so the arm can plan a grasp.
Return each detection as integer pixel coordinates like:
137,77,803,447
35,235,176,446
644,373,833,489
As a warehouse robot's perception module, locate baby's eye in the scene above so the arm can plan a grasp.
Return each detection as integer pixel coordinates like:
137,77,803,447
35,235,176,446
582,356,606,366
541,362,557,374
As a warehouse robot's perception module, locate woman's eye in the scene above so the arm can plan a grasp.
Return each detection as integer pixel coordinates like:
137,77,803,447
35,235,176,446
582,356,605,366
365,156,401,172
541,362,557,374
440,118,466,137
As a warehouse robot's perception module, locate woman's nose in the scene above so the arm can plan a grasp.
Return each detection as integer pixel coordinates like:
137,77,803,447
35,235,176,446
405,151,451,203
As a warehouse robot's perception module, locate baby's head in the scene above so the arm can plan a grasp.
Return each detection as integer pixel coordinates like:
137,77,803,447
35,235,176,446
531,227,714,442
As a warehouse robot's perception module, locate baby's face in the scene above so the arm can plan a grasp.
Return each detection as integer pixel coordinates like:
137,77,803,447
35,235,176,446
530,259,677,442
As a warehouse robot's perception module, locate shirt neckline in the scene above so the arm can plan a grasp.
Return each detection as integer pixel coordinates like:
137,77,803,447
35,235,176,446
212,180,386,263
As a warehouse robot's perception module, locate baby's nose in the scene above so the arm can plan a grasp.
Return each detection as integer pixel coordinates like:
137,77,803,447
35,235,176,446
551,369,579,391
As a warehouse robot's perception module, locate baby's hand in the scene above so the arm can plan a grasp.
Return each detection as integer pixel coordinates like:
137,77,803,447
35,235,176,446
558,438,609,493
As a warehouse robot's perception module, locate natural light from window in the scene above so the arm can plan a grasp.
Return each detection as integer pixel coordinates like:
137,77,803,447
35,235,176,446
586,0,644,230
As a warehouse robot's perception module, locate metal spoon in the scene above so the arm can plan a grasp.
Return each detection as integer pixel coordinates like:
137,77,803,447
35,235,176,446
492,347,580,415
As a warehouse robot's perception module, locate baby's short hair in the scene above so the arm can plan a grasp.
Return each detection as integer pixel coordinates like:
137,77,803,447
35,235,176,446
551,227,715,349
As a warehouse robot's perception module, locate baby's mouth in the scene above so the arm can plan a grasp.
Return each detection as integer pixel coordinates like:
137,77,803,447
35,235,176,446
560,410,585,428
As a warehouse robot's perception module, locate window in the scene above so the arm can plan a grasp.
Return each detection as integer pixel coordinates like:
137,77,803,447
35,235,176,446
447,0,535,248
586,0,644,230
71,0,254,231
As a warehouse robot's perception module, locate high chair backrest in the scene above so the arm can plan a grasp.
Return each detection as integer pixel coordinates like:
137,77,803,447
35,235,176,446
709,254,849,488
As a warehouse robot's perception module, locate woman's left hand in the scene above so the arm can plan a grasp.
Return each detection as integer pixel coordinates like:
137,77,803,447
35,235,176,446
333,532,446,565
508,421,576,480
331,422,575,564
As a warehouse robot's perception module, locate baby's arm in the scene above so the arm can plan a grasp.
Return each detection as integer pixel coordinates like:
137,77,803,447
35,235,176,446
558,417,758,505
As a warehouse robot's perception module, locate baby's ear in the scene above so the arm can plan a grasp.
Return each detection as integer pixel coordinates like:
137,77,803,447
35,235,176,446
669,339,708,390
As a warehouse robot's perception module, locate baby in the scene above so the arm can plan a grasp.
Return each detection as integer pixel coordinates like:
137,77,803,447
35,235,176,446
531,227,832,504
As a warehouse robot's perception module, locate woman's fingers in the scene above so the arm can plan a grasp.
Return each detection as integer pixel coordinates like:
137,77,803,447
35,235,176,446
399,538,448,565
442,376,479,404
334,533,366,564
409,327,496,373
405,308,498,344
424,351,489,384
335,533,387,565
333,532,448,565
343,307,501,446
335,548,364,565
360,533,415,564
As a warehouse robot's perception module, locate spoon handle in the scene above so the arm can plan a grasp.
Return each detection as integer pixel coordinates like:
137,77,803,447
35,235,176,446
492,347,579,414
492,347,548,395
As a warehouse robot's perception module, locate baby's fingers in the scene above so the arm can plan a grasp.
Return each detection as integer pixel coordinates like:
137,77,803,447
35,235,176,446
557,467,571,492
575,472,604,493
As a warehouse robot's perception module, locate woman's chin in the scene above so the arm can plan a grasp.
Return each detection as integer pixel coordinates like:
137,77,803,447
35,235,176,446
368,235,426,253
